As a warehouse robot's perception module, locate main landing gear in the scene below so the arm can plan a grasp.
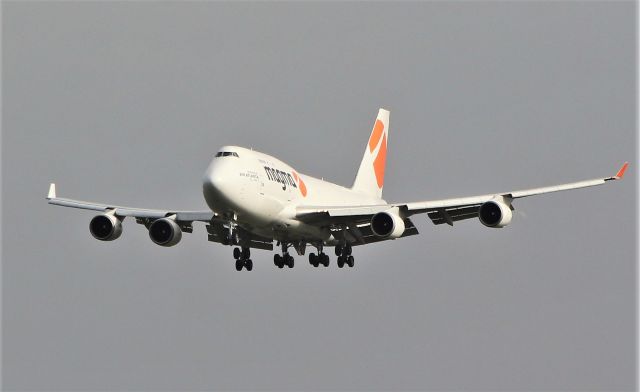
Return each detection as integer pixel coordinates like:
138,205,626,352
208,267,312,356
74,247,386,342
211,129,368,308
274,253,294,268
335,243,354,268
274,243,294,269
308,243,330,268
233,247,252,271
308,252,329,267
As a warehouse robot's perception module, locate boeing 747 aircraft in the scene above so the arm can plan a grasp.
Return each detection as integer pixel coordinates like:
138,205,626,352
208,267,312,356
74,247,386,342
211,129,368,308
47,109,628,271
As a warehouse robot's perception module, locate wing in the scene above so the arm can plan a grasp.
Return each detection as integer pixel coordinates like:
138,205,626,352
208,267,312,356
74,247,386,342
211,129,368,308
296,204,420,245
404,162,628,225
46,183,214,223
342,218,420,246
296,163,628,231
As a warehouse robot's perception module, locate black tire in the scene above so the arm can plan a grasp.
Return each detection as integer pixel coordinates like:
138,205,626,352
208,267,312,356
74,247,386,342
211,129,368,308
287,255,294,268
347,255,354,268
309,253,316,265
322,254,330,267
233,247,241,260
245,259,253,271
334,245,342,256
337,256,344,268
242,248,250,259
274,254,281,267
235,259,243,271
345,244,352,256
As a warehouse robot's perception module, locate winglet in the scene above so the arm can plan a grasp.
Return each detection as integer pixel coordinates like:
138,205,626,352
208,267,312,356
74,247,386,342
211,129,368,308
615,162,629,179
47,183,56,199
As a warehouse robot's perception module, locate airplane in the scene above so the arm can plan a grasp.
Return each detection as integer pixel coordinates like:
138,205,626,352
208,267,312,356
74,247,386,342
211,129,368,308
47,108,628,271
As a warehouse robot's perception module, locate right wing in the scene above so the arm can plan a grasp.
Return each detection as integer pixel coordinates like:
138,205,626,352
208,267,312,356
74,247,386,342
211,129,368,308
47,183,274,249
46,183,214,222
47,182,215,242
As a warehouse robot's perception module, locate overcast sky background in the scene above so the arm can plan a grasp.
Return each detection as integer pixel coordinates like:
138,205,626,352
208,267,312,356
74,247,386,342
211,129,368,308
2,2,636,391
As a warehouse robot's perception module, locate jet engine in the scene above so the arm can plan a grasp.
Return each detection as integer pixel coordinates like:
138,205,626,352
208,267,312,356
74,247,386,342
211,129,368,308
370,211,405,239
148,218,182,247
89,213,123,241
478,199,513,228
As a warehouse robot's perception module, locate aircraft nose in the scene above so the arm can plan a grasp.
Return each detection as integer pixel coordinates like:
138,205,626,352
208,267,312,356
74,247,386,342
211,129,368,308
205,164,226,191
208,165,225,187
203,160,236,208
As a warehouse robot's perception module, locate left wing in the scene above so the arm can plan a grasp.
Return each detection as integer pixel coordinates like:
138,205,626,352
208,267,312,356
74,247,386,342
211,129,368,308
296,162,628,230
404,162,628,225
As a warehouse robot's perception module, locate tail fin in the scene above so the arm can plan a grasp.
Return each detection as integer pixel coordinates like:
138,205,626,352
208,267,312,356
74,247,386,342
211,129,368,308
352,108,389,199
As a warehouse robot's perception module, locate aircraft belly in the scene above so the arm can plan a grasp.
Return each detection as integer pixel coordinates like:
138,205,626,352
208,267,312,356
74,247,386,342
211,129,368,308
274,218,331,242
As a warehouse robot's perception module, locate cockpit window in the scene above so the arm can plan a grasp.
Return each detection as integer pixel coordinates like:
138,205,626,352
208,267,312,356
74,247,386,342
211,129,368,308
215,151,239,158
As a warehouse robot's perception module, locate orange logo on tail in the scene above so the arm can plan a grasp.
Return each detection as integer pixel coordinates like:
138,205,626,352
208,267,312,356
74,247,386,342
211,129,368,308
373,133,387,188
368,120,384,152
367,119,387,189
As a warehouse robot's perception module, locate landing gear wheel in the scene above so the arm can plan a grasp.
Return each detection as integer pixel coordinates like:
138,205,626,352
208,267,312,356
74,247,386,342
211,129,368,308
274,254,283,268
344,244,352,256
286,254,294,268
235,259,243,271
335,245,343,256
245,259,253,271
233,247,241,260
347,255,354,268
309,253,318,267
322,253,330,267
337,256,345,268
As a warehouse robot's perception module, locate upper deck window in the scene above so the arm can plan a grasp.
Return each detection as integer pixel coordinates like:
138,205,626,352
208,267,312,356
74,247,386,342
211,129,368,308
215,151,239,158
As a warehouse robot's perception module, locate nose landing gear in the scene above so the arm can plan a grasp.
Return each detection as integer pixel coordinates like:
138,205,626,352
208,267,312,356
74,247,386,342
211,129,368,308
233,247,252,271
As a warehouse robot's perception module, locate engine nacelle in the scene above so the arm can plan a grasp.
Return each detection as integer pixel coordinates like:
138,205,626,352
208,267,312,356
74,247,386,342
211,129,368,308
370,211,406,239
89,213,123,241
148,218,182,247
478,200,513,228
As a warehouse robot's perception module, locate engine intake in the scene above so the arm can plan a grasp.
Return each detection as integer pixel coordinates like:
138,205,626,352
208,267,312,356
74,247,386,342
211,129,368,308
149,218,182,247
370,211,406,239
89,213,122,241
478,200,513,228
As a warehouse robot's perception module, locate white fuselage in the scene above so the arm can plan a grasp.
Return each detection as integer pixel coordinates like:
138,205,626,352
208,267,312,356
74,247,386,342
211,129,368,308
202,146,383,243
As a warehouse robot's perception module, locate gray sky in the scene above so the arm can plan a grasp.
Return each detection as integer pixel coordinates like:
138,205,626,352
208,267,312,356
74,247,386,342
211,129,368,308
2,2,636,391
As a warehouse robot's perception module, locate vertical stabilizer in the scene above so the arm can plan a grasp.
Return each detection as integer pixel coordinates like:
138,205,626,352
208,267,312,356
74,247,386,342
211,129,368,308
352,108,389,199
